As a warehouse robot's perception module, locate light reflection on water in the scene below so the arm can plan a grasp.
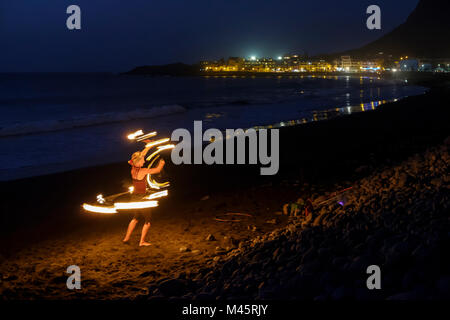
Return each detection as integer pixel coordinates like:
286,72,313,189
252,97,404,130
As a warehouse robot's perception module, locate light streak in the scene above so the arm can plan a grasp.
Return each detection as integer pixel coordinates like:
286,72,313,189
84,132,173,214
145,190,168,199
127,130,144,140
114,201,158,209
146,144,175,161
146,144,175,189
157,144,175,151
83,204,117,214
145,138,170,148
136,131,157,141
84,199,159,213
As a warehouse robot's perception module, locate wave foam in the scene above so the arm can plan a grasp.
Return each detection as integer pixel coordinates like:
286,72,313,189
0,104,186,137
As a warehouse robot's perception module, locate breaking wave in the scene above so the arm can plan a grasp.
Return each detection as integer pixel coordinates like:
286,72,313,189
0,104,186,137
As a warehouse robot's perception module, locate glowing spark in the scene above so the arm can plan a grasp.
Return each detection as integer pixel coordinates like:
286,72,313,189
127,130,144,140
97,194,105,204
83,204,117,214
128,186,134,193
114,201,158,209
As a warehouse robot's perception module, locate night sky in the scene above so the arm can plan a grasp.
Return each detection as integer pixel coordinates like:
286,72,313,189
1,0,418,72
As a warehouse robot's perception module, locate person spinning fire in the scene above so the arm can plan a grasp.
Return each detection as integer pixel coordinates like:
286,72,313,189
122,141,165,246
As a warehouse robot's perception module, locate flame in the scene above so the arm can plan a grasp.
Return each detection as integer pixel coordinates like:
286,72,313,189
148,178,170,190
114,201,158,209
127,130,144,140
83,204,117,214
97,194,105,204
146,144,175,190
146,144,175,161
136,131,157,141
158,144,174,150
83,199,159,213
83,133,173,214
145,190,168,199
145,138,170,148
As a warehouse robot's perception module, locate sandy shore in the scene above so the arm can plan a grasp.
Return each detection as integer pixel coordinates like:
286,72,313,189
0,77,449,300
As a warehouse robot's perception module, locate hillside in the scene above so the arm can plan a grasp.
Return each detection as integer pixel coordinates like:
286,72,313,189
343,0,450,58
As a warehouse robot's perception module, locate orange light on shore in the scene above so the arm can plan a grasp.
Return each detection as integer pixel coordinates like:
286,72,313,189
83,203,117,214
114,200,158,209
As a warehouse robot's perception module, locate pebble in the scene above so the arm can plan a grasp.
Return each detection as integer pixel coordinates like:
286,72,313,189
179,246,191,253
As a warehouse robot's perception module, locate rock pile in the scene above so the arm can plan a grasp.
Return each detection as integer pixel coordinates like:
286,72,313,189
151,141,449,300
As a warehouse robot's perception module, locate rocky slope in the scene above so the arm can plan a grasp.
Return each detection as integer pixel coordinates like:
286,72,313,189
345,0,450,58
150,139,449,300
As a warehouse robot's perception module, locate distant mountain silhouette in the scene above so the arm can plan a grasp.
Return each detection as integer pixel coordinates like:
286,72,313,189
344,0,450,58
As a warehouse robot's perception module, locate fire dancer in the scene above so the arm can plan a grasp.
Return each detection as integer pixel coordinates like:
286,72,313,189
123,142,165,246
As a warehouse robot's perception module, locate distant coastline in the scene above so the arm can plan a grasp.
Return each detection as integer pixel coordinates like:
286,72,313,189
122,63,449,91
122,62,387,77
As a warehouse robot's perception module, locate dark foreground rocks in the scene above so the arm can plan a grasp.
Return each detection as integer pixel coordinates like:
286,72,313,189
153,141,449,300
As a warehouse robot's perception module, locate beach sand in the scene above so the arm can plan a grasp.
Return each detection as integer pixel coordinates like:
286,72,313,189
1,76,449,300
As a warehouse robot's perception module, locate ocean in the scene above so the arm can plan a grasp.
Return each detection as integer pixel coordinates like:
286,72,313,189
0,73,425,181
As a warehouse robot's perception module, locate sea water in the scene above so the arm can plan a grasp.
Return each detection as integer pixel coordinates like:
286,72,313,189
0,73,425,181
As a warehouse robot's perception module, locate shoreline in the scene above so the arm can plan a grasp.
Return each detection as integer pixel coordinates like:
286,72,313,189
1,82,449,242
0,73,429,182
0,74,449,300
